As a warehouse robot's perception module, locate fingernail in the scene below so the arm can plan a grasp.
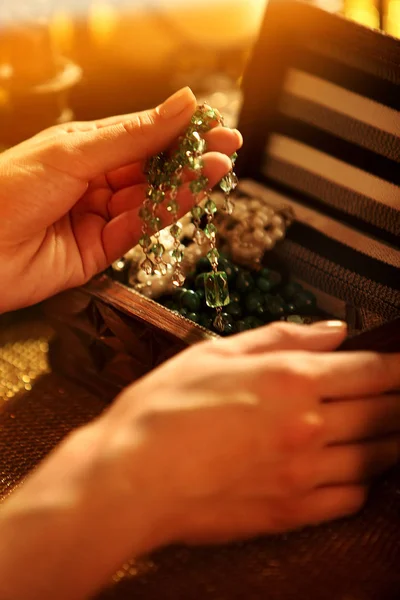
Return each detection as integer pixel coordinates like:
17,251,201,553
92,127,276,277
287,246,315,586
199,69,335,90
157,87,196,119
232,128,243,146
313,320,347,331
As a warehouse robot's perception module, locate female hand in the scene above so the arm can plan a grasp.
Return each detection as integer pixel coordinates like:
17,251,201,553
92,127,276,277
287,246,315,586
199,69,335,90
0,86,241,313
2,321,398,600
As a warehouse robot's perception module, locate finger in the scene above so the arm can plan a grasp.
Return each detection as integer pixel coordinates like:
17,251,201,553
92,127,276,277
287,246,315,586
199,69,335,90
105,127,242,192
213,320,348,356
314,438,399,485
32,87,198,181
314,352,400,398
179,486,366,544
102,153,232,262
108,152,232,218
323,394,400,443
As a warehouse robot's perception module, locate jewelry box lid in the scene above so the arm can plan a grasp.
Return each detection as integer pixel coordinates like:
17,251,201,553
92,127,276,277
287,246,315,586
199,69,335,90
236,0,400,244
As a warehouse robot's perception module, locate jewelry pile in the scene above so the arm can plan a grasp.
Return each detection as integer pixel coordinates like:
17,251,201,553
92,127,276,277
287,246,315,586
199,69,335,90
137,103,238,331
109,105,321,335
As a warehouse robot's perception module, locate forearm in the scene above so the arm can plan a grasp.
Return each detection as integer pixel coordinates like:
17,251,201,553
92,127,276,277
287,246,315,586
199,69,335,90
0,420,163,600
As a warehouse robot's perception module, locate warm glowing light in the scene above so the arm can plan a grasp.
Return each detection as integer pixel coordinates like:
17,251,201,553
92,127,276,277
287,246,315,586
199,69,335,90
345,4,380,28
88,1,119,45
50,11,75,53
386,0,400,37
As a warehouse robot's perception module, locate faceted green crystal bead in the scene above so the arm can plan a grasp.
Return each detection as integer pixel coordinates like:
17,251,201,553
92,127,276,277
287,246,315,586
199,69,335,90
205,199,217,215
151,243,165,259
230,152,238,164
191,205,203,220
185,131,206,154
190,175,209,195
150,189,165,204
139,234,152,250
139,205,152,221
140,258,154,275
170,223,182,239
171,248,184,263
187,155,203,171
167,199,179,213
220,172,238,193
207,247,219,266
204,223,217,239
204,271,230,308
149,216,162,232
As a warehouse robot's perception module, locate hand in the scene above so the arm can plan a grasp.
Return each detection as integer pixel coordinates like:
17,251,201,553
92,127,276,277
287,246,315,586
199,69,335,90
1,321,399,600
0,87,241,313
102,320,400,546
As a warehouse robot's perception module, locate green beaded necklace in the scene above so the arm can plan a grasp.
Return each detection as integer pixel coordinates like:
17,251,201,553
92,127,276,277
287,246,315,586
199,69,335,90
139,104,238,331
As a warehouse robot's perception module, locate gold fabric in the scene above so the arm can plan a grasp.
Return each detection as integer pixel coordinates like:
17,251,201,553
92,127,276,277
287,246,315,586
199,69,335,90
0,313,399,600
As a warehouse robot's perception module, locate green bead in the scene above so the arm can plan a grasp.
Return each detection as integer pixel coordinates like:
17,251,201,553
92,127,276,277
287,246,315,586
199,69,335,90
225,301,242,318
256,304,271,322
245,290,264,314
196,288,206,303
230,152,238,164
187,155,203,171
199,313,213,330
190,175,209,195
185,131,206,154
207,247,219,266
139,234,152,250
259,267,270,279
236,270,255,293
287,314,304,324
281,281,303,300
204,271,230,308
256,277,272,293
236,320,248,332
220,172,238,193
286,302,297,314
292,290,317,313
218,258,237,283
264,295,285,318
171,248,184,263
243,316,263,330
229,291,241,304
220,322,236,336
149,216,162,231
150,189,165,204
187,312,200,323
151,243,165,258
167,199,179,213
191,205,203,220
205,199,217,215
204,107,219,121
139,205,151,220
181,290,201,312
170,223,182,239
204,223,217,239
179,307,189,317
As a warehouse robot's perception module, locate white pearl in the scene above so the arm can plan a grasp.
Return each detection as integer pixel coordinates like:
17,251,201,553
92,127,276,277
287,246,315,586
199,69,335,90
263,235,274,250
271,215,285,229
253,228,266,243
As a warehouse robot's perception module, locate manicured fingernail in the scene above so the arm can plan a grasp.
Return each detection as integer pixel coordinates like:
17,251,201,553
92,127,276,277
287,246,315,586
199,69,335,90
157,87,196,119
313,320,347,330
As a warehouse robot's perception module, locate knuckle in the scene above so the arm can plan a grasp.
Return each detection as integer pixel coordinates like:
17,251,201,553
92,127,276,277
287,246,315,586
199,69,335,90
277,457,312,494
123,110,157,138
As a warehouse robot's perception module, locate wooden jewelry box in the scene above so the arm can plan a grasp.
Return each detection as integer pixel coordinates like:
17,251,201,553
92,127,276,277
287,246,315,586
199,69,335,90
44,0,400,399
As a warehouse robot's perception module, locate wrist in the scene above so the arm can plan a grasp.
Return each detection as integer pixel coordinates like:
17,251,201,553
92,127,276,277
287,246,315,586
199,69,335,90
0,419,168,600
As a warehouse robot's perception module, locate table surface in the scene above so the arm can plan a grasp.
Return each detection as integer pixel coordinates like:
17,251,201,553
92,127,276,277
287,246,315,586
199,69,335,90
1,312,400,600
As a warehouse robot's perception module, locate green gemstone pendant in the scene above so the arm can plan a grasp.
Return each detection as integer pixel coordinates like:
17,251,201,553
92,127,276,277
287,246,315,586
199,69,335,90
204,271,230,308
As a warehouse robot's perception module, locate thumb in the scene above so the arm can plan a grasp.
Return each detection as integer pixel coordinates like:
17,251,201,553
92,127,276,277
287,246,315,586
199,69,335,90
220,320,348,355
36,87,198,180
